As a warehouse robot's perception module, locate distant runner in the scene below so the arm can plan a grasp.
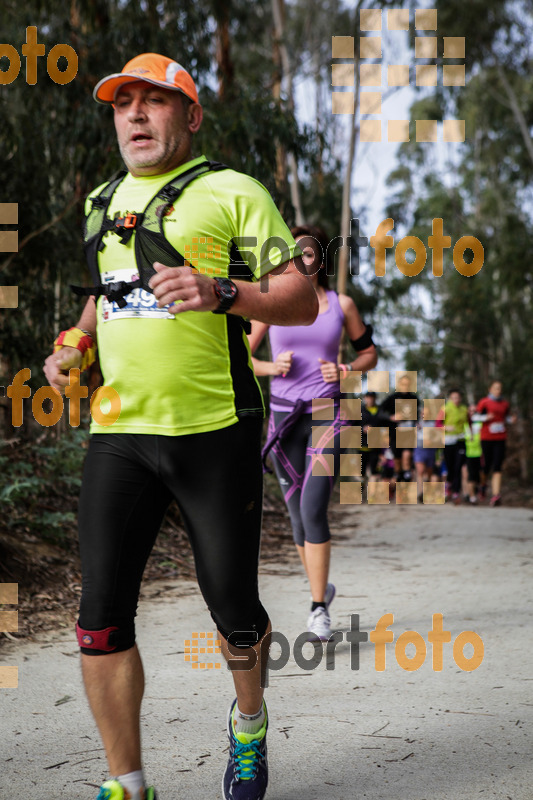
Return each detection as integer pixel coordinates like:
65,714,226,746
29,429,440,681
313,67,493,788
477,380,515,506
438,389,469,505
380,374,420,482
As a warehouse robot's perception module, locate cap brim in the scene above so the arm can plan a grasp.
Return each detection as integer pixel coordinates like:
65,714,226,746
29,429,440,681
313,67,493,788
93,73,193,104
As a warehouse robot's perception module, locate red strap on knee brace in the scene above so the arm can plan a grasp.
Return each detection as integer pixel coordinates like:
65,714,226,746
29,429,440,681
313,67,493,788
76,622,119,652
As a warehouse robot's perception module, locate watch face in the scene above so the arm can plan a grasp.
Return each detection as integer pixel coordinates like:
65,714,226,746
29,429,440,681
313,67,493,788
214,278,238,312
215,279,237,301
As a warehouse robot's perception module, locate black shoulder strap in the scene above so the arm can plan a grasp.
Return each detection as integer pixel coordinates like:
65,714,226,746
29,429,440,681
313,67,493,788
133,160,231,288
83,171,128,286
76,160,254,320
140,160,228,238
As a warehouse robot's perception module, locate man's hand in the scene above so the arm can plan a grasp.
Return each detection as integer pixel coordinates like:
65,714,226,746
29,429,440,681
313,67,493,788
44,347,82,393
149,262,218,314
318,358,339,383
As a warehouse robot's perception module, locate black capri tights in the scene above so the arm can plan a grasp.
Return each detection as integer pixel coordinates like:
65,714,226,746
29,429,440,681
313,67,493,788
267,408,343,547
481,439,506,474
77,419,268,655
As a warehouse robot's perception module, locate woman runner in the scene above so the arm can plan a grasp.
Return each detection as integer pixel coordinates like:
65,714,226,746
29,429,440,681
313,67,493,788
248,225,377,640
476,380,515,506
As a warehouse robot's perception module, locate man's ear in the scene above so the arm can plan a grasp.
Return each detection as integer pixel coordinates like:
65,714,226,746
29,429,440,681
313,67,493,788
188,102,203,134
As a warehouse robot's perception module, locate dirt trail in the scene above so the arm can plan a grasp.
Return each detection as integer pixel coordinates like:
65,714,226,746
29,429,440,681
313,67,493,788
1,501,532,799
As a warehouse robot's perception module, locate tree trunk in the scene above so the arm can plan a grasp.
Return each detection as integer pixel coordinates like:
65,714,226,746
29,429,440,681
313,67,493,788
337,51,360,295
214,2,234,101
271,0,303,223
337,1,364,295
497,65,533,168
272,29,288,203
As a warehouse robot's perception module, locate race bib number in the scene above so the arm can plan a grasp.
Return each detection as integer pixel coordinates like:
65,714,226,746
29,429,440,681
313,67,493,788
100,269,175,322
489,422,505,434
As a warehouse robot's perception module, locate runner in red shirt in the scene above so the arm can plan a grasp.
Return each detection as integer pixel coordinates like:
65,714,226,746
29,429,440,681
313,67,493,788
476,380,515,506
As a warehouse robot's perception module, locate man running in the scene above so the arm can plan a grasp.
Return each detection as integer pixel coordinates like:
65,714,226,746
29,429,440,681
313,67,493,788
380,374,420,482
44,53,317,800
361,391,389,482
438,388,469,504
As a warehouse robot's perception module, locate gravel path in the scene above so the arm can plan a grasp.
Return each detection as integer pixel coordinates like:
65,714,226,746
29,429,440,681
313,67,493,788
1,501,532,799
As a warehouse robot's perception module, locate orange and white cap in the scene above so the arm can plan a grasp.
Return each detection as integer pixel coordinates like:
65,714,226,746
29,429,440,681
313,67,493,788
93,53,199,105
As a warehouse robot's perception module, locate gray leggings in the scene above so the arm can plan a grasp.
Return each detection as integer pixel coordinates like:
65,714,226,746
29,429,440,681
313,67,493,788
267,407,344,546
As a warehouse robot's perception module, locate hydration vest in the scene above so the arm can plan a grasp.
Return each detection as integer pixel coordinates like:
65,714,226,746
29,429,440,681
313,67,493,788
72,160,253,327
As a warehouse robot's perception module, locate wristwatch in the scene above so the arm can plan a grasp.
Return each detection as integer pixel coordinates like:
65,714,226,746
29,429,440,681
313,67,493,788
212,277,238,314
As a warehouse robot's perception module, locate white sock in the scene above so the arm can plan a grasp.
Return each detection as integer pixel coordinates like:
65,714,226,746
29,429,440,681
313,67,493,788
233,702,265,736
116,770,145,800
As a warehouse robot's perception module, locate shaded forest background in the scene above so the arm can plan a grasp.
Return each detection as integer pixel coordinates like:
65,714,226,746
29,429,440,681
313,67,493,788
0,0,532,595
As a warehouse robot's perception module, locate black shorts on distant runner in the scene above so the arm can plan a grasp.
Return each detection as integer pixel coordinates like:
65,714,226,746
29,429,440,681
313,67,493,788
481,440,506,474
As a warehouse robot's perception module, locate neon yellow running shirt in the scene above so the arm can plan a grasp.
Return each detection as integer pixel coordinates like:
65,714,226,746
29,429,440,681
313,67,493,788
88,156,300,435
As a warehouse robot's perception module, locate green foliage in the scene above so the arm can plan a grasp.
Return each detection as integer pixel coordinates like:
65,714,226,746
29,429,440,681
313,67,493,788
0,429,88,542
0,0,318,380
379,0,533,465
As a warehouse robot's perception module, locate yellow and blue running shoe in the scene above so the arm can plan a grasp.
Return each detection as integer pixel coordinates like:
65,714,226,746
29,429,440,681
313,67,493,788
222,699,268,800
96,780,157,800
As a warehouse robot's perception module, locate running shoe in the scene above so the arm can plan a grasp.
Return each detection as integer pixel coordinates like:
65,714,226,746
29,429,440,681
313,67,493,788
223,699,268,800
489,494,501,507
307,606,332,641
452,493,461,505
307,582,335,641
96,781,157,800
324,582,336,610
469,495,478,505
